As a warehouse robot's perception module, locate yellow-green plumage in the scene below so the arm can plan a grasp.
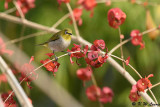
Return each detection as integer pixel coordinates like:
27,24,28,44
37,28,72,52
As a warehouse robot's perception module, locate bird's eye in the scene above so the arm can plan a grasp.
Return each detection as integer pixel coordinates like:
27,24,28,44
65,31,68,35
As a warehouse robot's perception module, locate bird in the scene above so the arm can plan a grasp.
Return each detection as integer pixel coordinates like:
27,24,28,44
37,28,72,60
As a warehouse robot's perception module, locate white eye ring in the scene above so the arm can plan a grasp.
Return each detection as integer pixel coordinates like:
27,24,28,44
65,31,68,34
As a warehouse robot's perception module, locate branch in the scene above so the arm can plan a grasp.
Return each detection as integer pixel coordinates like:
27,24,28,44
110,54,158,104
0,12,58,33
0,56,33,107
66,3,81,38
5,13,70,46
0,12,157,106
109,38,131,54
118,27,125,69
1,33,83,107
107,57,156,106
0,95,4,107
4,7,16,14
13,0,25,19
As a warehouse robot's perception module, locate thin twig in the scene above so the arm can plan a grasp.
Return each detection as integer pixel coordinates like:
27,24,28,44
4,51,81,103
13,0,26,49
13,0,25,19
91,74,98,86
66,3,81,38
150,82,160,90
18,25,26,48
5,32,47,46
96,0,127,3
5,13,70,46
91,74,103,107
109,53,159,104
52,13,70,28
141,27,159,35
128,64,142,79
118,27,125,69
4,7,16,14
148,89,158,104
109,54,142,79
0,12,58,33
96,0,159,6
1,33,83,107
109,38,131,54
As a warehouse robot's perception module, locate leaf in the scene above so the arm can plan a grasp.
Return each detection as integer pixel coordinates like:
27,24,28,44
146,9,159,40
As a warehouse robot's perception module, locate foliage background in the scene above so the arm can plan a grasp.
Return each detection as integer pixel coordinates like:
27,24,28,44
0,0,160,107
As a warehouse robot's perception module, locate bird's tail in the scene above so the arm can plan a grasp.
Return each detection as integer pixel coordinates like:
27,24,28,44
35,42,48,47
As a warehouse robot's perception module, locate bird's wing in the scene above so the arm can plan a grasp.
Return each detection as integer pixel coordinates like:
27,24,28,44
36,42,48,46
36,31,60,46
47,31,60,42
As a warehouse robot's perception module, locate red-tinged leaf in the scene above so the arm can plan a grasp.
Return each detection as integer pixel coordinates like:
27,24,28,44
125,56,130,65
27,82,32,89
139,42,145,49
147,74,154,78
0,74,7,83
136,74,153,92
1,91,17,106
68,44,87,64
29,56,34,64
40,59,60,75
0,37,14,56
45,53,54,58
83,45,88,55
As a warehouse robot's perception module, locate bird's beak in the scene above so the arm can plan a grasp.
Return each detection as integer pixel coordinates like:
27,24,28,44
67,32,72,35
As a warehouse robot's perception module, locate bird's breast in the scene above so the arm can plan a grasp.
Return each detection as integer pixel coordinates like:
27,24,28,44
48,37,71,52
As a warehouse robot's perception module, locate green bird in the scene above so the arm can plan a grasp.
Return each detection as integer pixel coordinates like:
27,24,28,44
37,28,72,60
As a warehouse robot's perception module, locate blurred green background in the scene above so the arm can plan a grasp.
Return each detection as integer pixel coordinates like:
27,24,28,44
0,0,160,107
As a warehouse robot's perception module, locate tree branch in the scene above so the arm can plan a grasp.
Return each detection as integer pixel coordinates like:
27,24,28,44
1,33,83,107
0,56,33,107
0,12,157,106
0,95,4,107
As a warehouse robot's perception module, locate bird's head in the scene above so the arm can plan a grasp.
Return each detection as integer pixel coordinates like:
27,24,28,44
64,28,72,35
61,28,72,41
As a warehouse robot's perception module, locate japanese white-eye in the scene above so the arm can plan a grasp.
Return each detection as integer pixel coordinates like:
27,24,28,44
37,28,72,59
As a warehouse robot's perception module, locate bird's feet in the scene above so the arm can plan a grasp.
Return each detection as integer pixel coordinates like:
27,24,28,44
67,52,71,56
54,54,58,61
53,50,58,61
